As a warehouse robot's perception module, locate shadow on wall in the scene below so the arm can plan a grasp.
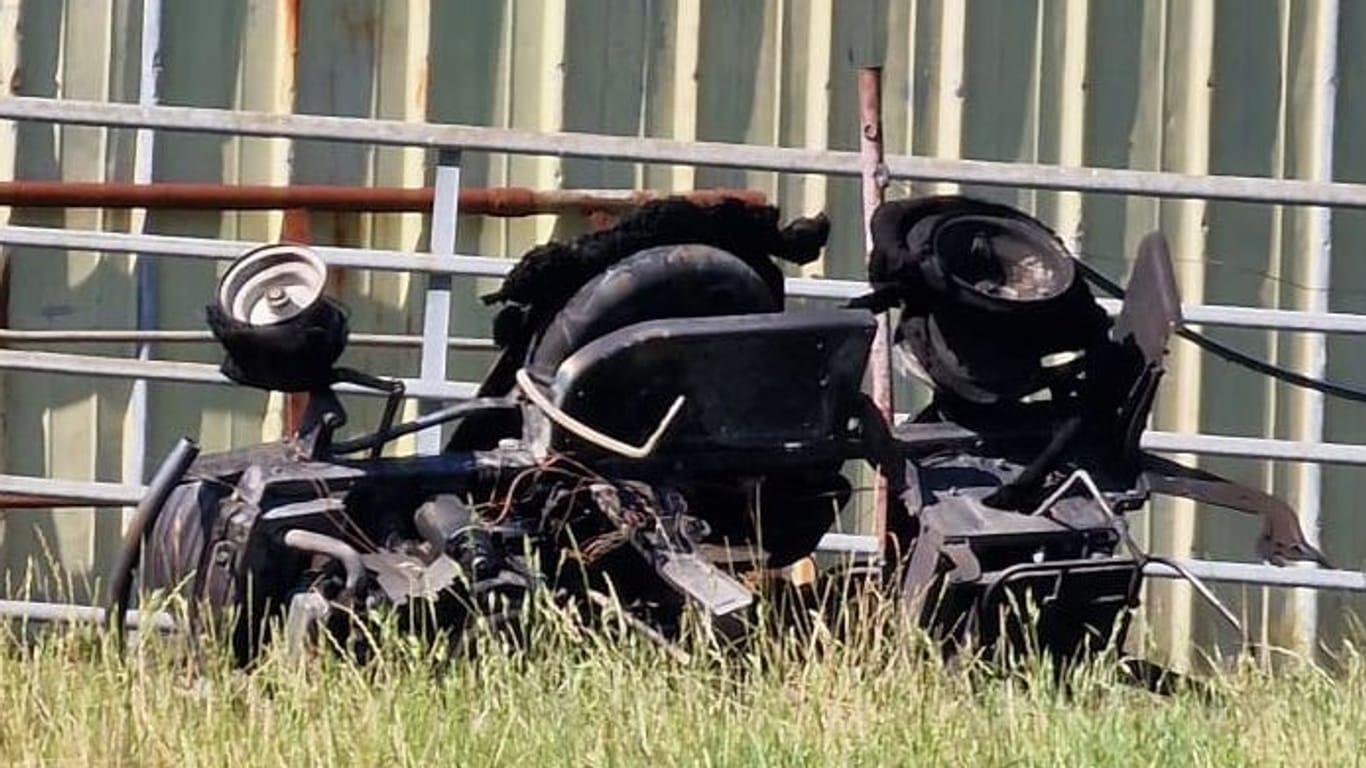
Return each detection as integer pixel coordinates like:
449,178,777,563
1,0,148,600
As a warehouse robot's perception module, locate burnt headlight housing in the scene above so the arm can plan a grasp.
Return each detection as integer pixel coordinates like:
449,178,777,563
206,243,349,393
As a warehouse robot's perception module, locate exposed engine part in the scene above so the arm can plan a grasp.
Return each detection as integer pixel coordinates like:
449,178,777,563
280,529,366,594
413,495,498,580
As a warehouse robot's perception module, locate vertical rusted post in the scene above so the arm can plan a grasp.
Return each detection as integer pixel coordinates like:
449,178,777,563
280,208,312,437
859,66,893,556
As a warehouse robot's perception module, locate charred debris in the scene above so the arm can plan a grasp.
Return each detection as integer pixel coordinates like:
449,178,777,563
113,195,1322,677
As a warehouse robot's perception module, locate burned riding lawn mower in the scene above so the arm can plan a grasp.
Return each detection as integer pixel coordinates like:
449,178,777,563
113,195,1324,677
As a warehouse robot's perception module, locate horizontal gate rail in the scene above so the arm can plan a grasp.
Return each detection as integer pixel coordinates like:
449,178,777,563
6,224,1366,335
0,348,477,401
1144,558,1366,593
8,97,1366,208
0,328,495,349
0,599,174,631
817,535,1366,594
1139,432,1366,465
0,474,143,506
0,223,505,276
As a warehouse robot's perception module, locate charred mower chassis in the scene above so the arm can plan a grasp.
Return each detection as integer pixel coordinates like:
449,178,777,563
115,196,1322,671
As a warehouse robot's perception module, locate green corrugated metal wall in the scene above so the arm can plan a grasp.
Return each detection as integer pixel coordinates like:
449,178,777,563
2,0,1364,670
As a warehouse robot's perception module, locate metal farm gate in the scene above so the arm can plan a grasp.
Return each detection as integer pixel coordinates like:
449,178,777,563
4,0,1366,672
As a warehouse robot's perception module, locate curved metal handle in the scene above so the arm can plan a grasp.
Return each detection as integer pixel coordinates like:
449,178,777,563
515,368,685,459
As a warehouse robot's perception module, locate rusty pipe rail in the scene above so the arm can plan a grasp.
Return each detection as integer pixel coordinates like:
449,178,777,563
0,181,765,215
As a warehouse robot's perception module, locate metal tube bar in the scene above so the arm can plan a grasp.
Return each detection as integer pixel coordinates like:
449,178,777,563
0,348,477,401
0,181,765,213
281,530,365,594
0,224,509,275
1288,0,1341,655
1144,558,1366,594
127,0,162,489
809,533,1366,594
0,328,495,348
8,224,1366,336
6,429,1366,516
0,599,176,631
1138,430,1366,465
8,97,1366,209
418,151,460,455
0,474,145,506
3,347,1366,465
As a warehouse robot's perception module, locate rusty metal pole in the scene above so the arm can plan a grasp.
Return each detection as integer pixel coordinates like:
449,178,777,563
280,208,313,437
859,66,894,558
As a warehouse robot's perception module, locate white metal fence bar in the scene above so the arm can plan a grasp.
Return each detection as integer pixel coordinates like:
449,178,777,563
0,224,508,275
814,534,1366,594
1,426,1362,506
0,599,175,631
8,97,1366,209
1145,558,1366,593
8,224,1366,336
6,342,1366,466
0,474,143,505
418,150,461,455
1138,431,1366,465
126,0,162,490
4,475,1362,597
8,97,1366,208
0,328,496,349
1129,300,1366,335
0,348,477,401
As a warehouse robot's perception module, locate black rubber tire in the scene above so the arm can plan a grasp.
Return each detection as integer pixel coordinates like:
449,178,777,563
446,243,777,451
526,243,779,379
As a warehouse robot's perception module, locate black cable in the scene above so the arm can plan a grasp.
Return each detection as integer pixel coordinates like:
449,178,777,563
327,397,516,455
1073,258,1366,405
1175,331,1366,404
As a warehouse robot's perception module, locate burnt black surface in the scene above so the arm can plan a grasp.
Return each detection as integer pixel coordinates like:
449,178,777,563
484,197,826,316
549,309,875,460
205,296,350,393
867,195,1111,407
528,245,780,380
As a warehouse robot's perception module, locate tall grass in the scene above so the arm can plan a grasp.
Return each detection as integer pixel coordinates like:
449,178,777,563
1,582,1364,767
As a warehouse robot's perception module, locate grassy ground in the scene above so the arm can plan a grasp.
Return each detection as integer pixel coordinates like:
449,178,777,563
2,594,1365,767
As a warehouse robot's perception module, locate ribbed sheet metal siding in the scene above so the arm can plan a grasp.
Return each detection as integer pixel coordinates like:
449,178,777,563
1,0,1362,669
